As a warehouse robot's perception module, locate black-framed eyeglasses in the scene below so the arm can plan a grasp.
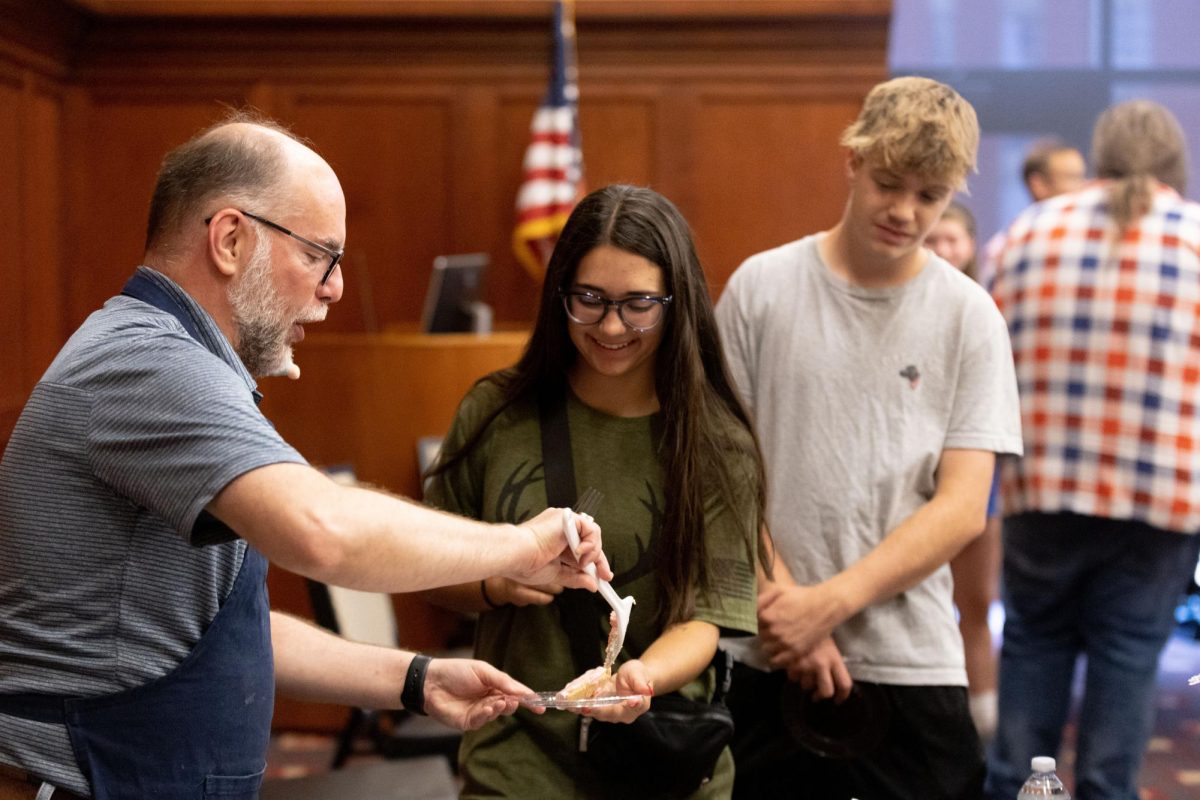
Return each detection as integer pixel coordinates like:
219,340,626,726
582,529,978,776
560,290,673,332
204,209,344,285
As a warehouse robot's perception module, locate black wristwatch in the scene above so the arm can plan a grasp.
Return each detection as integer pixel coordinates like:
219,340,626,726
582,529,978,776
401,654,433,716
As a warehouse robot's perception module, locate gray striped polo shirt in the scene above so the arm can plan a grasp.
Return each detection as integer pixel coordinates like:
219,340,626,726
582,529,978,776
0,267,306,794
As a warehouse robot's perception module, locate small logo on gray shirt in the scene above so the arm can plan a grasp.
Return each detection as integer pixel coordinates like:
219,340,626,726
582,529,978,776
900,365,920,389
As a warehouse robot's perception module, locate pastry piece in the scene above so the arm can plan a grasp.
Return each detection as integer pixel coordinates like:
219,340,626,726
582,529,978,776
557,665,610,702
558,611,624,701
602,610,621,672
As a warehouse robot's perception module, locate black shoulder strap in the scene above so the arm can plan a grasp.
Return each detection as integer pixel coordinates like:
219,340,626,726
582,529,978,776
537,382,577,511
538,384,608,674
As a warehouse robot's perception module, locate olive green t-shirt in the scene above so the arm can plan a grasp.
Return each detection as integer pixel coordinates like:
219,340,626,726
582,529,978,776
424,380,759,799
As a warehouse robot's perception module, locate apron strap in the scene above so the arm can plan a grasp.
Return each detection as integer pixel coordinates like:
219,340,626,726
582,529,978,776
121,270,207,345
121,269,262,411
122,269,256,546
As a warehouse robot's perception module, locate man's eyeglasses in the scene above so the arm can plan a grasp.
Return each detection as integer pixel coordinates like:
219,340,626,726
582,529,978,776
560,290,673,332
204,209,344,285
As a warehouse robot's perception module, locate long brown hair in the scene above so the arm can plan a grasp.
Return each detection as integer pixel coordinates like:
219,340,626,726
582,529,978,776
432,184,768,629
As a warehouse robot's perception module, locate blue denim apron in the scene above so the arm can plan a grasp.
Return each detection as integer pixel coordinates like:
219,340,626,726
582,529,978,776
0,270,275,798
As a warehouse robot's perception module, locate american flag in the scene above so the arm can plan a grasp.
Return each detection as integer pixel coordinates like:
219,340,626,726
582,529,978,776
512,0,584,280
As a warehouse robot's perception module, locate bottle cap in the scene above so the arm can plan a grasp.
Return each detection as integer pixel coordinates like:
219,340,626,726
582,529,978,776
1032,756,1056,772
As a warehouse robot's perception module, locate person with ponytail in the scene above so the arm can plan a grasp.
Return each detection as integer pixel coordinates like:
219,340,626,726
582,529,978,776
985,100,1200,799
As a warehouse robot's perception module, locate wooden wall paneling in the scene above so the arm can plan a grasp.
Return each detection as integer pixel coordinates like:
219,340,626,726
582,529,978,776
448,86,502,268
244,79,282,116
287,87,456,333
53,4,890,331
72,17,556,84
65,2,892,20
0,58,65,444
63,90,257,328
58,85,94,359
689,89,869,293
0,1,81,78
577,91,657,189
652,85,699,215
0,75,24,442
20,77,66,389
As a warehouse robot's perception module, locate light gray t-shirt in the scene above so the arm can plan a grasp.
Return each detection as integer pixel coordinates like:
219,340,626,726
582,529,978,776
0,267,305,793
716,235,1023,686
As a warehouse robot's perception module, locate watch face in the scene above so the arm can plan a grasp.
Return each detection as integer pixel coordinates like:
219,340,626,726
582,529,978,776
780,680,890,759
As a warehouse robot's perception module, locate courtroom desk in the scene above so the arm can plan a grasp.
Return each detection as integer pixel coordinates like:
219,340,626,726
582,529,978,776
257,330,528,731
259,330,528,497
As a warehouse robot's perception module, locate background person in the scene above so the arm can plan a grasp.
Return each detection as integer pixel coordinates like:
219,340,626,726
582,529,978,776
421,184,767,799
1021,137,1087,203
0,113,609,800
717,77,1023,800
985,99,1200,800
926,200,1003,741
979,138,1089,290
925,199,978,279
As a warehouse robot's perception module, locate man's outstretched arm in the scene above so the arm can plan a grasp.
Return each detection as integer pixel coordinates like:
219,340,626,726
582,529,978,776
209,462,611,593
271,611,542,730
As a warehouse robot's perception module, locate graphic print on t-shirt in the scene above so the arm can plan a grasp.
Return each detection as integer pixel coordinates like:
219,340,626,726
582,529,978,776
493,459,543,523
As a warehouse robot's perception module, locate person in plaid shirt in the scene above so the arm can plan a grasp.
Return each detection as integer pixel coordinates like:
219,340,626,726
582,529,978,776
985,100,1200,800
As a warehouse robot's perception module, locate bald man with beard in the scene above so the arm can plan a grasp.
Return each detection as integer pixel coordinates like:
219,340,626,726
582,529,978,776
0,114,611,800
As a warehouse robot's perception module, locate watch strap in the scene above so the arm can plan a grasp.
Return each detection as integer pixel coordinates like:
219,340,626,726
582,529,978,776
401,654,432,716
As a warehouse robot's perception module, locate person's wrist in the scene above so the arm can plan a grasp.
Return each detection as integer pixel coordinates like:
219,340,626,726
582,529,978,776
816,577,856,631
480,577,504,609
502,521,542,579
401,654,433,715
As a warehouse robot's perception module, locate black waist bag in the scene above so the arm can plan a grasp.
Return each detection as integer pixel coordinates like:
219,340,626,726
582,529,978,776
579,651,735,797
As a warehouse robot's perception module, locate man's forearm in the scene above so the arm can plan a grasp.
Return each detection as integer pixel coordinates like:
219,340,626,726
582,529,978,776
823,485,986,624
308,482,535,591
272,611,411,709
818,448,992,625
211,463,537,593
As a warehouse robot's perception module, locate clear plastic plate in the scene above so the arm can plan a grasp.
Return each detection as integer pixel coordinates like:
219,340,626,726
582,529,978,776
520,691,645,709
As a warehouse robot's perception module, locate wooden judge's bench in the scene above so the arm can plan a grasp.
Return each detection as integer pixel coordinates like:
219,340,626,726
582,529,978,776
257,330,528,730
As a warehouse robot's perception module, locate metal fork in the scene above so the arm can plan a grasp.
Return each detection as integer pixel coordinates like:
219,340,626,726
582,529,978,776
563,487,636,668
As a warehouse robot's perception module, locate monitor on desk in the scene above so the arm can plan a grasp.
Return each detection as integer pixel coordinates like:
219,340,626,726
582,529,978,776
420,253,492,334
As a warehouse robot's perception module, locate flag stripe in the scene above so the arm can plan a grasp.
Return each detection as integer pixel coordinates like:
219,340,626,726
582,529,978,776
512,0,583,280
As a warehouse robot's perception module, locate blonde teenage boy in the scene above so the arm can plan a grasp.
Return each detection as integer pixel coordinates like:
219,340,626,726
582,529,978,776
716,77,1023,799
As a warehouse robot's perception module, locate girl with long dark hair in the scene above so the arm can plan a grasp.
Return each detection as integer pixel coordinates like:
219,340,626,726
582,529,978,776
422,184,768,798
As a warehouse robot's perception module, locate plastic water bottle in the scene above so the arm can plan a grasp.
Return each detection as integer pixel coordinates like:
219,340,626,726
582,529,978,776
1017,756,1070,798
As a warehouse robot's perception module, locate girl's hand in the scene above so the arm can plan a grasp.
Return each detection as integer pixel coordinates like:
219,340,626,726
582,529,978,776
575,660,653,723
484,576,564,607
